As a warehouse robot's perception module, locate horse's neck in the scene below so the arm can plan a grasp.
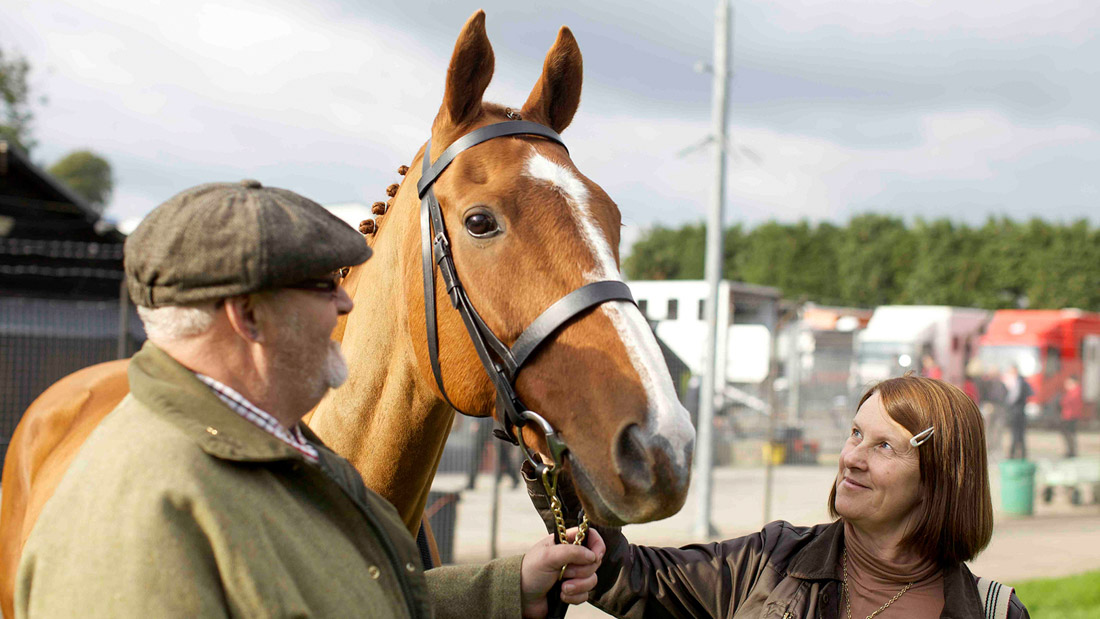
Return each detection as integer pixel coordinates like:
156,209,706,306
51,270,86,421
307,210,454,534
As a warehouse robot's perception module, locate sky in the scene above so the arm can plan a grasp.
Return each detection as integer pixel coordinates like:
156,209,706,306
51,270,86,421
4,0,1098,252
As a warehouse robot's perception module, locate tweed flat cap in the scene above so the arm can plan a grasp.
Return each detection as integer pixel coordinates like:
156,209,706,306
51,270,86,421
125,179,371,307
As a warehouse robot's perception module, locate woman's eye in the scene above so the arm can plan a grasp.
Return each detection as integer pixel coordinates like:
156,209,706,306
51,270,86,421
879,442,893,451
851,428,862,439
464,212,499,238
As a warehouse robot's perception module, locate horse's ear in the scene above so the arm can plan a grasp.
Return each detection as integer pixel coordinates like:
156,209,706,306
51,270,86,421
439,10,495,127
521,26,582,133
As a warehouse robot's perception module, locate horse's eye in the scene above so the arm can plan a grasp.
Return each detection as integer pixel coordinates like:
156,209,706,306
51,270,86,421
464,212,499,238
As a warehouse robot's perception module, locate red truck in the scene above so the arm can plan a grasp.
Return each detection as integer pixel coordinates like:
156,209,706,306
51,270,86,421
977,309,1100,420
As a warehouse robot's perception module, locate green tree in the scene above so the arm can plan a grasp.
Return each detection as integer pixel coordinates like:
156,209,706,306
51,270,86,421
734,220,844,303
624,223,706,280
48,150,114,213
623,216,1100,312
0,46,38,153
973,217,1029,309
902,219,988,306
835,214,916,307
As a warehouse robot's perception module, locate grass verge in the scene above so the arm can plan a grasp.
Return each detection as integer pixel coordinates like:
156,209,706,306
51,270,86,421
1012,569,1100,619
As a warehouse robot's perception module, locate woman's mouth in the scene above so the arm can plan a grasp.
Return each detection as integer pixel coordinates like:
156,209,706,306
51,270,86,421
841,476,870,490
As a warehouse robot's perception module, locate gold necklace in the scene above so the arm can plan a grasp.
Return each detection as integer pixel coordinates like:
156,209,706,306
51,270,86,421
842,549,914,619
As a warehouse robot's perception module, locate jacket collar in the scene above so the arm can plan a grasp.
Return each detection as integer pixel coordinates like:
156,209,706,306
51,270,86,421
786,519,985,618
129,342,309,463
787,520,845,581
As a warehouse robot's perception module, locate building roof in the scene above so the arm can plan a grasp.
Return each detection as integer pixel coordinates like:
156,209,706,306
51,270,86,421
0,141,125,299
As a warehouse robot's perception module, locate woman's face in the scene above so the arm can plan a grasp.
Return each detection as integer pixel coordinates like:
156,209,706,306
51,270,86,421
834,392,923,537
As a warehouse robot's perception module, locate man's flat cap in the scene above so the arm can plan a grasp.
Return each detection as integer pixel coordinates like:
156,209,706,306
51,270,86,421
125,180,371,307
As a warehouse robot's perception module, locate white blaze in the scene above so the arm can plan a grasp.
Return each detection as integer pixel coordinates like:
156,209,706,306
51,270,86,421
524,151,694,469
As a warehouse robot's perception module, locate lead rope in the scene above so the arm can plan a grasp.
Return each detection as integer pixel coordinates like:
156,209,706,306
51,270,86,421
539,464,590,580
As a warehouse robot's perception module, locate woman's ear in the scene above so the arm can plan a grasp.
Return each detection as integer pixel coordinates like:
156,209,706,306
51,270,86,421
224,295,265,343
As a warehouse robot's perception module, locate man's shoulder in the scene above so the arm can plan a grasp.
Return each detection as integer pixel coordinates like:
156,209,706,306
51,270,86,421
83,393,211,468
53,394,235,512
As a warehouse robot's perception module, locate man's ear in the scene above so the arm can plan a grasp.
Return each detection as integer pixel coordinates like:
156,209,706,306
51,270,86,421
224,295,265,343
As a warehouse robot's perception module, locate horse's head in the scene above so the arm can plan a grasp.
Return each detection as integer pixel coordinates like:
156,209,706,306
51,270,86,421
378,11,694,526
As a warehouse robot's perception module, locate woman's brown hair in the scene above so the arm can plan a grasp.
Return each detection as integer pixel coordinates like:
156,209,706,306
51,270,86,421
828,375,994,564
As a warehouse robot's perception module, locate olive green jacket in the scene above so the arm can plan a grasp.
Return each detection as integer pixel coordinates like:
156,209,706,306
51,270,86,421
16,343,522,618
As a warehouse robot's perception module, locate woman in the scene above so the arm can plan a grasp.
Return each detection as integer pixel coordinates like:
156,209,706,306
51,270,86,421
529,375,1029,618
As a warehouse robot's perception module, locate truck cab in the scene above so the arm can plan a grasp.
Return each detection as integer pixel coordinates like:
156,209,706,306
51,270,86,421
978,310,1100,420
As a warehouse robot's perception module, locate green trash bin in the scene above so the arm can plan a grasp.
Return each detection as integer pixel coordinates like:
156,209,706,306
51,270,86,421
1000,459,1037,516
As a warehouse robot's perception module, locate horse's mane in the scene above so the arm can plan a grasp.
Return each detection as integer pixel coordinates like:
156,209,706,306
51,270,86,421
356,164,409,239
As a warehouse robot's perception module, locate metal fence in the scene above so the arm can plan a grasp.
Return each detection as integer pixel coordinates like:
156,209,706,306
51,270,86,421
0,295,143,469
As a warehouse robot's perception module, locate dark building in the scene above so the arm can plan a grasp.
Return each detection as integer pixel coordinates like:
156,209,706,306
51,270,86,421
0,141,143,468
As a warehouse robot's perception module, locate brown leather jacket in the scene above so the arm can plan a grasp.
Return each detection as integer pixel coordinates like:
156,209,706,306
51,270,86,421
584,520,1029,619
523,467,1028,619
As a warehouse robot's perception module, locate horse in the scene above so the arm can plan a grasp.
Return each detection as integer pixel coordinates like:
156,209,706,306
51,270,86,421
0,11,695,617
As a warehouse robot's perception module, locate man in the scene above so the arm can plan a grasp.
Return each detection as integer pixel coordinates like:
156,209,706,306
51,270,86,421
16,180,601,618
1004,365,1034,460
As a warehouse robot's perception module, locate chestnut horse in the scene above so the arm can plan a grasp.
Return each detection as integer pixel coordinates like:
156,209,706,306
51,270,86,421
0,11,695,617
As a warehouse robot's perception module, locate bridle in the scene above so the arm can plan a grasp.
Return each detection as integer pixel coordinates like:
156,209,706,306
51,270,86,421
416,120,635,545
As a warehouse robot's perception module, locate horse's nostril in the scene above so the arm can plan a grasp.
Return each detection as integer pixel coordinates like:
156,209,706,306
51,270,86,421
614,424,655,492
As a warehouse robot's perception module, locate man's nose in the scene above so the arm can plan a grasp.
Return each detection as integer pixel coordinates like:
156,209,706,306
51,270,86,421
335,286,354,315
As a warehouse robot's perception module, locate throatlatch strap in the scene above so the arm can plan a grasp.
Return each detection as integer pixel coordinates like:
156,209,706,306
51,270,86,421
511,281,636,369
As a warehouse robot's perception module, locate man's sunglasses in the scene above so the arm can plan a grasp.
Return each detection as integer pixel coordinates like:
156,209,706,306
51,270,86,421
286,272,341,294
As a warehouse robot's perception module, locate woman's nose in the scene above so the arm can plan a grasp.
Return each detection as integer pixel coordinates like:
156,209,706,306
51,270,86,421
841,442,868,470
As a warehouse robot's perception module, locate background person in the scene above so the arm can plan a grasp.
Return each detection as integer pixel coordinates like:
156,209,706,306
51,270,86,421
16,180,601,619
530,375,1029,618
1004,365,1033,460
979,365,1008,458
1061,375,1084,458
920,354,943,380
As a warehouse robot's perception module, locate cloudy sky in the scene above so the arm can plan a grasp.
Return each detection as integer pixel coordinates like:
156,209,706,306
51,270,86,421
4,0,1097,250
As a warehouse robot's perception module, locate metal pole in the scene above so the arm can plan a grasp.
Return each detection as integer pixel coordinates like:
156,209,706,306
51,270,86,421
762,325,780,525
117,279,130,359
789,307,803,425
763,305,791,525
693,0,733,539
489,441,502,559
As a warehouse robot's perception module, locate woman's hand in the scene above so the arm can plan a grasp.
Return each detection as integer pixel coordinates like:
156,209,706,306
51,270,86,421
520,528,606,619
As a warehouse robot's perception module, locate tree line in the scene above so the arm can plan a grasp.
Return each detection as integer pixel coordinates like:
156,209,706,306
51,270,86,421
623,215,1100,312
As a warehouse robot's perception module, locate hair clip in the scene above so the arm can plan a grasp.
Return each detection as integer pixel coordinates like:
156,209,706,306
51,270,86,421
909,426,934,447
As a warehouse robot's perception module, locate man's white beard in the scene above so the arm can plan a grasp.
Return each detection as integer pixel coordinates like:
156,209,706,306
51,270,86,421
323,340,349,389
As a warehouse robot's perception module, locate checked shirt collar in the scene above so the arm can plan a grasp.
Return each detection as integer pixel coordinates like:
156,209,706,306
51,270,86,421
195,373,320,464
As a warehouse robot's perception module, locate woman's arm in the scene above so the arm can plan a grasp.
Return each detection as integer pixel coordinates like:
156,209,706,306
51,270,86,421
586,525,771,619
523,463,775,619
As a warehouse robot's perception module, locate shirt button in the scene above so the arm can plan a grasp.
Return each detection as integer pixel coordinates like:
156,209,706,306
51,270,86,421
405,562,417,573
367,565,380,580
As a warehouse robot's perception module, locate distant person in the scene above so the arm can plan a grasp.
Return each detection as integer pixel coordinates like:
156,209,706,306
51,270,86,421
979,367,1008,458
1061,375,1085,458
527,375,1029,618
1004,365,1034,460
920,354,943,380
963,375,980,404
